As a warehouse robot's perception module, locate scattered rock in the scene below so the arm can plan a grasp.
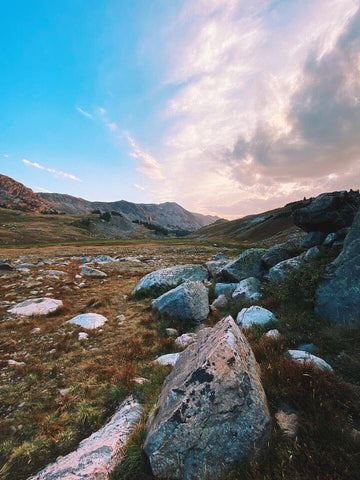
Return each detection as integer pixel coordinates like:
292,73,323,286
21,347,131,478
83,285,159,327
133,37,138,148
8,359,25,367
81,265,107,278
68,313,108,329
267,256,303,283
144,316,271,480
215,248,266,282
315,209,360,325
165,328,179,337
152,281,209,324
211,294,228,310
132,264,209,298
237,306,277,328
301,231,327,248
93,255,114,263
29,396,142,480
265,329,280,339
232,277,262,301
175,333,197,348
8,298,63,316
78,332,89,341
154,353,180,366
286,350,333,372
116,314,126,323
214,282,238,298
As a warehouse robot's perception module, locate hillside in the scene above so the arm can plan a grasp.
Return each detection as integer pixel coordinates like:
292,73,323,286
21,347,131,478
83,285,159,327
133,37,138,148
0,175,55,213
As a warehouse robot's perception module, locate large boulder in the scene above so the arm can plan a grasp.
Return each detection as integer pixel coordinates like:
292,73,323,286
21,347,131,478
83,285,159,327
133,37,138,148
261,244,293,268
205,259,228,279
315,208,360,325
8,298,63,316
215,248,266,283
267,256,303,283
293,190,360,233
301,231,327,248
144,316,270,480
29,396,142,480
132,264,209,298
214,283,238,298
152,281,209,324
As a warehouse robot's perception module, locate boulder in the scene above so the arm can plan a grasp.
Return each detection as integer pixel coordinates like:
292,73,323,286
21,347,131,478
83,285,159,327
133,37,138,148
301,231,327,248
132,264,209,298
215,248,266,282
81,265,107,278
286,350,333,372
152,282,209,324
303,246,320,262
214,283,238,298
213,252,229,261
267,256,303,283
29,396,142,480
165,328,179,337
211,294,228,310
237,306,277,328
155,353,180,367
205,259,228,278
315,208,360,325
232,277,262,301
261,244,292,268
292,190,360,233
68,313,108,329
323,227,350,246
144,316,270,480
265,329,280,339
8,298,63,316
93,255,114,263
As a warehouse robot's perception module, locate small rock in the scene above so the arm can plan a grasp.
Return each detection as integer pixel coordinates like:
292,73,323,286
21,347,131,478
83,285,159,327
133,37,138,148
304,246,320,262
211,294,228,310
8,298,63,316
165,328,179,337
175,333,197,348
232,277,262,301
265,329,280,339
154,353,180,366
286,350,333,372
68,313,108,329
59,388,70,397
81,265,107,278
116,314,126,323
8,359,25,367
78,332,89,341
237,306,277,328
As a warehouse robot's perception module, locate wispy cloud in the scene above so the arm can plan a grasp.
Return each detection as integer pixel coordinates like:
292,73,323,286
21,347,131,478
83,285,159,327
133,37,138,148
124,131,164,181
32,186,53,193
75,106,93,119
134,183,146,191
106,122,119,132
143,0,360,217
22,158,82,182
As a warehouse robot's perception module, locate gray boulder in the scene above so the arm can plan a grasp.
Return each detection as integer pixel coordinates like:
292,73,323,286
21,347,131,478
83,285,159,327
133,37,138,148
286,350,333,372
67,313,108,329
315,208,360,325
232,277,262,301
211,294,228,310
144,316,270,480
215,248,266,282
268,256,303,283
237,306,277,328
303,246,320,262
8,298,63,316
152,281,209,324
261,244,292,268
132,264,209,298
214,283,238,298
205,259,228,278
301,231,327,248
155,353,180,367
81,265,107,278
29,396,142,480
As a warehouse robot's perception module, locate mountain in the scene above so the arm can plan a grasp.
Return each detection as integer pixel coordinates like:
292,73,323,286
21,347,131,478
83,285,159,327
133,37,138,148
0,175,219,233
0,174,55,213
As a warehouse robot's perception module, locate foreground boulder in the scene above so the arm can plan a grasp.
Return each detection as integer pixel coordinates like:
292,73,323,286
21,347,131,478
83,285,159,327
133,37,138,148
8,298,63,316
215,248,266,282
315,208,360,325
132,264,209,298
29,396,142,480
232,277,262,301
152,281,209,324
293,190,360,233
267,256,303,283
144,316,271,480
67,313,108,329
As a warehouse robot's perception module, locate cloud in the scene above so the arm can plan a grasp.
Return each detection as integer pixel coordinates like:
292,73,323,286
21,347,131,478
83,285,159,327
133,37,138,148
3,154,9,158
33,186,53,193
22,158,82,182
124,131,165,181
76,106,93,119
143,0,360,217
134,183,146,191
106,122,119,132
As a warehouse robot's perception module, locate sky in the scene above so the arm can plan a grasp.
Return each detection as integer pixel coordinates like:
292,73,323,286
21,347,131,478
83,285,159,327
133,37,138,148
0,0,359,219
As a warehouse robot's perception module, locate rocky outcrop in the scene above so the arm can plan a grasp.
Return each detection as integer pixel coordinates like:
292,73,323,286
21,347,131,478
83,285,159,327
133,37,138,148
132,264,209,298
292,190,360,233
67,313,108,329
315,208,360,325
144,316,271,480
215,248,266,282
8,298,63,316
29,396,142,480
152,281,209,324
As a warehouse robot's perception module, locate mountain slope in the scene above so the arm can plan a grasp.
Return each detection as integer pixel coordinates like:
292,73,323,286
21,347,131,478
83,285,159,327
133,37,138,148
0,175,55,213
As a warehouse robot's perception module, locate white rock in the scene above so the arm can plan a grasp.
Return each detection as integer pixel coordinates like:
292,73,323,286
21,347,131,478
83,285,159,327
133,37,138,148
165,328,179,337
232,277,262,301
78,332,89,341
286,350,333,372
8,298,63,316
236,306,277,328
8,359,25,367
265,329,280,339
155,353,180,367
116,314,126,323
175,333,197,348
68,313,108,330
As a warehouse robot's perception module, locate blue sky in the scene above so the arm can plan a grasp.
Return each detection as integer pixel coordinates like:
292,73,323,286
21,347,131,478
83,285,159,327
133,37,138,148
1,1,360,217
